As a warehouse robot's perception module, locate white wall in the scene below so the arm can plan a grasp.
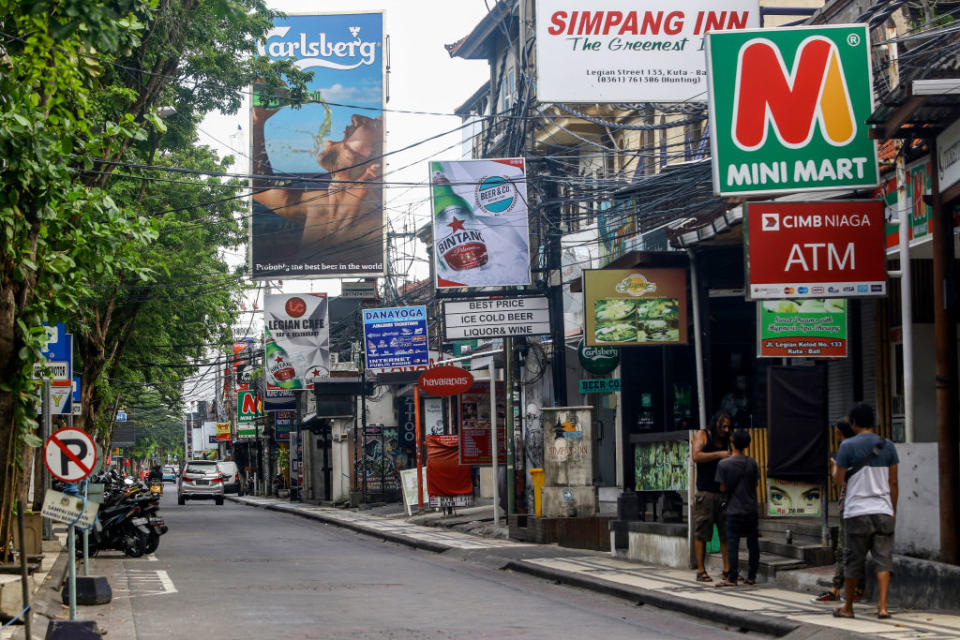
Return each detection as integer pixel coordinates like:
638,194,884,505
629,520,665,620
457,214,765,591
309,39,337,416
895,442,940,559
910,325,938,443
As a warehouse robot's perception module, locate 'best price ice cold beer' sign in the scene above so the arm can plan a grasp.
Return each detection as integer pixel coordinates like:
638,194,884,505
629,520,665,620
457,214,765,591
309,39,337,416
745,201,886,300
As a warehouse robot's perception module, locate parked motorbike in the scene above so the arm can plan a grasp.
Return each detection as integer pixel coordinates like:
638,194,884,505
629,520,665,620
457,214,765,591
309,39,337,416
72,471,167,557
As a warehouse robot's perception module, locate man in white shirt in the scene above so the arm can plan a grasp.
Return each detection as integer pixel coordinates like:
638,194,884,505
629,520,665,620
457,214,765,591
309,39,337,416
832,403,899,620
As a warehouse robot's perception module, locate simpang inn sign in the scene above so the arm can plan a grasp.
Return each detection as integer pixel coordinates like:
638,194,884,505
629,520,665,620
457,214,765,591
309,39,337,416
535,0,760,103
706,24,879,196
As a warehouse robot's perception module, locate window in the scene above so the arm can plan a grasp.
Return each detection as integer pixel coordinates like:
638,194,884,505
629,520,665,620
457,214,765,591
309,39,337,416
500,65,515,113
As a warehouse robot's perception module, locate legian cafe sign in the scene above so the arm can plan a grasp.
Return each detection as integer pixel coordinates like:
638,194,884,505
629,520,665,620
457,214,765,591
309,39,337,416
706,25,878,196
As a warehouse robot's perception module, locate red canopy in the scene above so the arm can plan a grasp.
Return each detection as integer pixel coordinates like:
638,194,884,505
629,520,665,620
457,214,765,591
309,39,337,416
426,435,472,497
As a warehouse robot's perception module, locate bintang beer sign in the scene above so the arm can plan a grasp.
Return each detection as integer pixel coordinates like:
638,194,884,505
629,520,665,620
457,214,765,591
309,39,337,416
746,201,886,300
706,25,879,196
430,159,531,289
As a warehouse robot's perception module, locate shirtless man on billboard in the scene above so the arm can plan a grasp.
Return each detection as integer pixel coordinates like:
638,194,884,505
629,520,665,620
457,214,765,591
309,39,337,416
252,103,383,261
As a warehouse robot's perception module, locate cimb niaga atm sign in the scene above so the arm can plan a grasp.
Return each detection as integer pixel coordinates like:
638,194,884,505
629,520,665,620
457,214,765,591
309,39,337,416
745,201,886,300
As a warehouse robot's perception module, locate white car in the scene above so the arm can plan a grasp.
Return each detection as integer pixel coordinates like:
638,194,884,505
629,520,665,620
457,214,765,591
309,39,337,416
178,460,224,505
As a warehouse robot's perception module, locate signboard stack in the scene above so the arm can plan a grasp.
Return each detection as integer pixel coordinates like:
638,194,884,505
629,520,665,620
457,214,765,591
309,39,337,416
363,306,429,370
444,297,550,340
583,268,688,347
745,201,886,299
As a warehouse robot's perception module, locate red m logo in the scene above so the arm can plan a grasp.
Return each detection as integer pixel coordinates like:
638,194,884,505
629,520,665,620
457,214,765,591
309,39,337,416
732,36,856,151
241,392,258,415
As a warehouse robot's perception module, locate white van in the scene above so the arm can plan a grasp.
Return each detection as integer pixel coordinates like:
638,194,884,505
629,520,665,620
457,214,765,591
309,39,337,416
217,460,243,495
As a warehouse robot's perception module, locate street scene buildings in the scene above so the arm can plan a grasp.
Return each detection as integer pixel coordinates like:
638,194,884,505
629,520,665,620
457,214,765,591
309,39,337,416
2,0,960,638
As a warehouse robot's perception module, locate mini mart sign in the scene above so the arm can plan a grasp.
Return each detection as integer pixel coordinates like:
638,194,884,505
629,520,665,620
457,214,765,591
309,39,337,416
707,24,878,196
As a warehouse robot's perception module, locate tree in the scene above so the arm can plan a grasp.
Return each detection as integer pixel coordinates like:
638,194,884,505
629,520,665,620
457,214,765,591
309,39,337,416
70,0,309,443
0,0,156,559
0,0,309,557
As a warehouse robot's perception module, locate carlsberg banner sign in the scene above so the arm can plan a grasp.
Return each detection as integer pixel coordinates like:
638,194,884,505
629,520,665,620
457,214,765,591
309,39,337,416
707,25,879,196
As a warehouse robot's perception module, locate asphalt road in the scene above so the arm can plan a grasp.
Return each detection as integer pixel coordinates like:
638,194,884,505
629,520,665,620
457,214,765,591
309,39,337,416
83,489,770,640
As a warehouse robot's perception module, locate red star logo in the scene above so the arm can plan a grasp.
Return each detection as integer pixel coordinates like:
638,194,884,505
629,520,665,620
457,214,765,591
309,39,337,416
276,357,284,364
311,369,322,377
447,217,466,233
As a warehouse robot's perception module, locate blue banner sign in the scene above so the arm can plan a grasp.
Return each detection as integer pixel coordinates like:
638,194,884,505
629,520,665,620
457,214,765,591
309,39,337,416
363,306,429,370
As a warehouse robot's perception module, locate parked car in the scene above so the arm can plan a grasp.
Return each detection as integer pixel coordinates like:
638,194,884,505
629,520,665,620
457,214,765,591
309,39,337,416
161,465,177,482
177,460,224,505
217,461,243,496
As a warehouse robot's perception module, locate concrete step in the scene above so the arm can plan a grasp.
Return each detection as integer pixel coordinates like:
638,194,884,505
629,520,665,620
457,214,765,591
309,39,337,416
758,539,833,565
706,550,808,582
758,517,838,537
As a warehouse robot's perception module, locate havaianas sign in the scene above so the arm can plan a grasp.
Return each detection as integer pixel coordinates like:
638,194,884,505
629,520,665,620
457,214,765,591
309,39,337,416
706,24,878,196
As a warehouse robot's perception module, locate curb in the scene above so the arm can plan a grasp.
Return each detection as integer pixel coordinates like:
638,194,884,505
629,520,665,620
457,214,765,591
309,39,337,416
226,497,452,554
226,498,872,640
504,560,801,638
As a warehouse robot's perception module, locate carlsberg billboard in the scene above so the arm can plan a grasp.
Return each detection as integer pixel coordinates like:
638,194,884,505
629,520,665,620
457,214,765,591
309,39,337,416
707,25,879,196
250,13,384,279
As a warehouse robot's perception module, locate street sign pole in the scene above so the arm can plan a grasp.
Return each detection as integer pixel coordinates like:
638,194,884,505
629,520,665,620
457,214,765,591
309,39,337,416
82,479,90,576
504,337,515,517
414,386,423,511
42,426,99,621
41,379,53,541
489,359,499,527
67,521,76,619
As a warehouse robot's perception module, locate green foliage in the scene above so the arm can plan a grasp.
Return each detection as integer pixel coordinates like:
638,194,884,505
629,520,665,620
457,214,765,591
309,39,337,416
0,0,309,554
0,1,154,446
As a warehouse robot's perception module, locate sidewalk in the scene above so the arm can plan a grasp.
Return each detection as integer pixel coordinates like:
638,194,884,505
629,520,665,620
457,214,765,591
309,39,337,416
1,531,67,640
232,495,960,640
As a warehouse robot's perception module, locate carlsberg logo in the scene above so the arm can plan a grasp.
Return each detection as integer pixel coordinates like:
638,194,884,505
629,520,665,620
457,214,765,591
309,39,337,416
258,26,378,70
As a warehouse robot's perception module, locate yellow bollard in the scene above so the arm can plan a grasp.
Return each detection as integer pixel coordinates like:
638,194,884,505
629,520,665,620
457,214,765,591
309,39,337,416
529,468,544,518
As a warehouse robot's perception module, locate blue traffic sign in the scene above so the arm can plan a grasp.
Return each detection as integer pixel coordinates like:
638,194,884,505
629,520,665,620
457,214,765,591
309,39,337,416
362,306,429,370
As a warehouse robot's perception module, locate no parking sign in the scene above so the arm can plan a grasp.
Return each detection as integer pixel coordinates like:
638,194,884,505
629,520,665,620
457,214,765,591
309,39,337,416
44,427,97,482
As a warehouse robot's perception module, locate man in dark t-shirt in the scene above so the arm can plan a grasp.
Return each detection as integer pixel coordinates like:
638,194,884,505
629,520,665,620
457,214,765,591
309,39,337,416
715,430,760,586
692,411,732,582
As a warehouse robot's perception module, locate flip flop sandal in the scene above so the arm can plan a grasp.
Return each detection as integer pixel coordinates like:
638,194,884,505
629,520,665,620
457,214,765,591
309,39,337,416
833,608,855,619
876,612,891,619
695,571,713,582
715,580,738,588
743,579,756,586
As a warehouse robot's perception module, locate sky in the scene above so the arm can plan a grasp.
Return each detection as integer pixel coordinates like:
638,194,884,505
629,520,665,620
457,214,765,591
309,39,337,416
187,1,492,405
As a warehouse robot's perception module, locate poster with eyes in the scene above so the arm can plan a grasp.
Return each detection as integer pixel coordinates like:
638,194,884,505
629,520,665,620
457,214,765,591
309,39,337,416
767,477,822,517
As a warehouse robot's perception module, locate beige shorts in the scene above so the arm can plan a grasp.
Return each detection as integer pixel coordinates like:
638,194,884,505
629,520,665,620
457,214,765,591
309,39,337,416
693,491,727,542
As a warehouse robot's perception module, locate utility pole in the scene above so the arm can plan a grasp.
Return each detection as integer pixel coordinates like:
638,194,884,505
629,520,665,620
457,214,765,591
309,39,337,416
930,138,960,565
543,160,567,406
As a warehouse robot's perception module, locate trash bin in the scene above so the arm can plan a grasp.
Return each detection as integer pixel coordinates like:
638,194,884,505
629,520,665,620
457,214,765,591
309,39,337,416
529,468,544,518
